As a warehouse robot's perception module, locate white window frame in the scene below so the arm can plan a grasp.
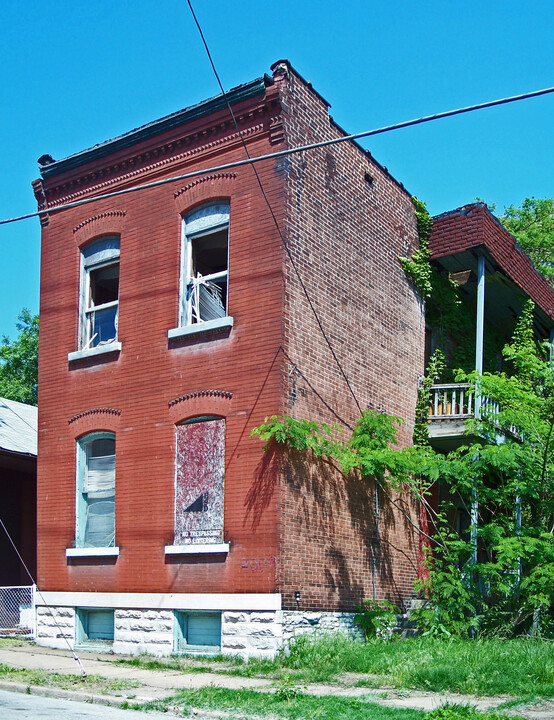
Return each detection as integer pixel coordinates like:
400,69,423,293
179,203,230,328
78,236,120,351
75,431,116,550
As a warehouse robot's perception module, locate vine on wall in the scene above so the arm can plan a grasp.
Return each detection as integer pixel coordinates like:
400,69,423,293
399,197,433,298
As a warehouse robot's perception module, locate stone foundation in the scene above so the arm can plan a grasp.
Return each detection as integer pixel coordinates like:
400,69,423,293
35,602,362,658
35,605,75,648
113,608,173,656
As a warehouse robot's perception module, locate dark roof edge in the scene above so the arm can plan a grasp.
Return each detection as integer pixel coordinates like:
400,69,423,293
329,116,412,199
271,60,411,199
270,59,331,109
41,76,272,179
432,202,489,221
0,447,37,461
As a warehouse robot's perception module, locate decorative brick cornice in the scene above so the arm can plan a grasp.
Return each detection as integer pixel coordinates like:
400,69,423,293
68,407,121,424
174,173,237,200
32,179,49,227
169,390,233,408
73,211,126,234
43,110,273,208
269,114,285,145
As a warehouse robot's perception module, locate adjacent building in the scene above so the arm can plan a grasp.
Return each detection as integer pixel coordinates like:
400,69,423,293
0,397,37,587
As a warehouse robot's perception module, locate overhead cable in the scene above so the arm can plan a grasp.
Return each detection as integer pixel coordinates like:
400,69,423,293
1,84,553,228
186,0,363,414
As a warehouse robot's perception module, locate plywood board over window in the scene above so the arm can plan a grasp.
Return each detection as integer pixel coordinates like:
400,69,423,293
175,417,225,545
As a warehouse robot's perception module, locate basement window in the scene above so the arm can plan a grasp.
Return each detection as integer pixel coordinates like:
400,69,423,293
76,608,114,648
180,203,230,328
174,611,221,654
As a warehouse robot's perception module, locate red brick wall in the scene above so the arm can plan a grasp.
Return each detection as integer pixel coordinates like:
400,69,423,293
37,65,424,611
273,64,424,610
37,92,287,594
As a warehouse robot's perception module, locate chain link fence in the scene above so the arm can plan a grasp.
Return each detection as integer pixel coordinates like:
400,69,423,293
0,586,35,638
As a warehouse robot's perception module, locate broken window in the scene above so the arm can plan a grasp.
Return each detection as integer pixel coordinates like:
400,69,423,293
80,236,120,349
76,432,116,548
174,416,225,545
181,204,229,326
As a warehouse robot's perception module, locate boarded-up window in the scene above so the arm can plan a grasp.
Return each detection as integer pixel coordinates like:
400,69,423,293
175,417,225,545
76,433,116,548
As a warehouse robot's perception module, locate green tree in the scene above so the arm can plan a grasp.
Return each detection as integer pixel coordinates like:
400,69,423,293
416,301,554,636
0,310,39,405
251,303,554,637
501,197,554,285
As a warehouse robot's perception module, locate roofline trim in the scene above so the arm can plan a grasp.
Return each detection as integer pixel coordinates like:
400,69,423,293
40,76,272,179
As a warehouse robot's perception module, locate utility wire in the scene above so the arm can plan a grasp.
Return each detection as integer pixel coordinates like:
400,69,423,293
1,84,553,228
279,346,354,430
186,0,363,414
0,517,87,678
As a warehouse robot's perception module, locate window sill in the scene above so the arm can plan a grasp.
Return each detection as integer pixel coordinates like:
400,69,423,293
168,317,233,340
66,547,120,558
165,543,230,555
68,342,121,363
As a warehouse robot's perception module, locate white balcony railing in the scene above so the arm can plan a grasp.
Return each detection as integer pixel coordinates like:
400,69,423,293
428,383,517,439
428,383,474,419
428,384,505,420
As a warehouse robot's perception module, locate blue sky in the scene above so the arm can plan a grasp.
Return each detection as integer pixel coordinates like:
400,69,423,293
0,0,552,338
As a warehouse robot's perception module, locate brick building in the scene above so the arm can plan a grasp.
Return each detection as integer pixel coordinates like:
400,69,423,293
33,61,424,656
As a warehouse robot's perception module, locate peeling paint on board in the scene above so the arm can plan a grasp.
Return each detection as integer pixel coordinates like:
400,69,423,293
175,417,224,544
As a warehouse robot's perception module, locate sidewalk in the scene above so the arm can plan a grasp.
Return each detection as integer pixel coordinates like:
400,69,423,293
0,641,551,718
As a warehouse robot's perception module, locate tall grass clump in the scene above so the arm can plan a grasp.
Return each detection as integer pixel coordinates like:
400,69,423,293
276,634,554,696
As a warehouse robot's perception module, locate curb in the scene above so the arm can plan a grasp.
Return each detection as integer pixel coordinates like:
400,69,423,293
0,678,126,707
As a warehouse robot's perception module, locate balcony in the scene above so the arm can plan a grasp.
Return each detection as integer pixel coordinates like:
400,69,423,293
428,383,515,448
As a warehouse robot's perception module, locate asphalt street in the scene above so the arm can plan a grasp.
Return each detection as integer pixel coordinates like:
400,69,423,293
0,687,182,719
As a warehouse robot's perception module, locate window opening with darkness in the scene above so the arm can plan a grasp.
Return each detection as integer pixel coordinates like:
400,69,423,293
76,432,116,548
181,204,229,326
80,236,120,350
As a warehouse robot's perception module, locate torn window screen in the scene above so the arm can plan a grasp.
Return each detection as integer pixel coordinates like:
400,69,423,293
175,417,225,545
181,203,229,326
80,236,120,350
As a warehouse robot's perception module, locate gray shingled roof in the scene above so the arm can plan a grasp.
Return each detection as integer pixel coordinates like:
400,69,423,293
0,398,37,456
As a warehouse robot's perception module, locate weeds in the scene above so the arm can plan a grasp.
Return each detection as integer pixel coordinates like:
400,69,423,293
163,686,426,720
220,634,554,697
0,663,139,693
428,703,525,720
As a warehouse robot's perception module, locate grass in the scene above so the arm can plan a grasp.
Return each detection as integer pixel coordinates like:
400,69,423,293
0,638,27,648
114,634,554,697
124,686,427,720
232,634,554,697
0,663,139,694
427,704,526,720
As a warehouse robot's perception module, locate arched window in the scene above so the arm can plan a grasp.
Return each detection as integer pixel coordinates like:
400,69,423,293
174,416,225,546
76,432,116,548
180,204,229,327
79,236,120,350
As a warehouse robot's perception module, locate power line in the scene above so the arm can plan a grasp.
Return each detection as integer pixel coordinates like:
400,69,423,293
186,0,363,414
0,517,88,678
1,83,553,228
